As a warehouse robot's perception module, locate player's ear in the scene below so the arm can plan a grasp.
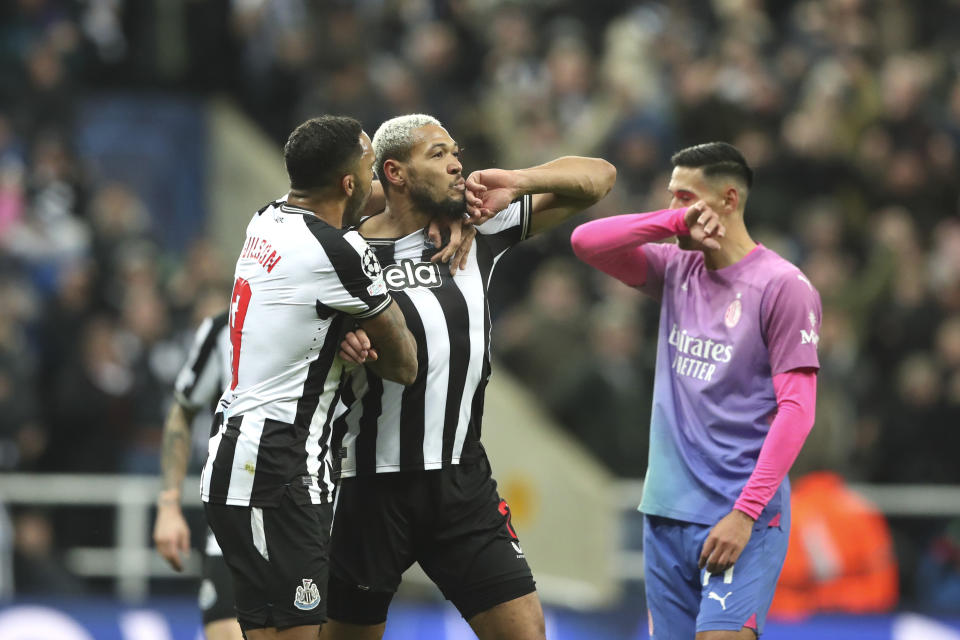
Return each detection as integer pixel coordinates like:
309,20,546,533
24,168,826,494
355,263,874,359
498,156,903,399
382,159,405,190
342,173,355,197
723,186,740,213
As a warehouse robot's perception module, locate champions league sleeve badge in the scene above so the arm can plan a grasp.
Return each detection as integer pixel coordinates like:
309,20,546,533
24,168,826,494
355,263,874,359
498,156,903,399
361,247,382,279
362,246,388,296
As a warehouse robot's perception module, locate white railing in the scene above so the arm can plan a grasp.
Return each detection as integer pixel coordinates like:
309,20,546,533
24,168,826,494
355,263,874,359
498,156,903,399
0,474,203,602
2,473,959,600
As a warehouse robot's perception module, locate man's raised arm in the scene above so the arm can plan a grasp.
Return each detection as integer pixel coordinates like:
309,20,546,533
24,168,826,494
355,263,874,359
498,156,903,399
466,156,617,235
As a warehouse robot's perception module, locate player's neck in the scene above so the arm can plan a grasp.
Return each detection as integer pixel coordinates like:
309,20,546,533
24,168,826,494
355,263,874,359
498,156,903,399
287,192,345,228
364,197,431,238
703,224,757,270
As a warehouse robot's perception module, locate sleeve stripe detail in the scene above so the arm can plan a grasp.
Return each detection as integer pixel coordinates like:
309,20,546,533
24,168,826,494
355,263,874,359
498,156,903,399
519,193,532,241
352,296,393,320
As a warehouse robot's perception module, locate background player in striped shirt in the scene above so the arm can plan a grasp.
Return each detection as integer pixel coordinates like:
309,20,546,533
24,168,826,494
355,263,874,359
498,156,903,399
323,113,616,640
154,309,242,640
571,142,821,639
202,115,417,640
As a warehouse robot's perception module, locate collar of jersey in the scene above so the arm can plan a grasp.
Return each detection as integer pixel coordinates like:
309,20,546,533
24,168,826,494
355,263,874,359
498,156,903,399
279,202,315,216
357,224,428,248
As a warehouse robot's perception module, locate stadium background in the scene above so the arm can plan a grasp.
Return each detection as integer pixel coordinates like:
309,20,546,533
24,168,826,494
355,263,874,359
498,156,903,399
1,0,960,638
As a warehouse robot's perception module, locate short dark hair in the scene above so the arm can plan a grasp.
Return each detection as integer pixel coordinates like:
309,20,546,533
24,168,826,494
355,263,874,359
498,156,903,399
284,116,363,191
671,142,753,188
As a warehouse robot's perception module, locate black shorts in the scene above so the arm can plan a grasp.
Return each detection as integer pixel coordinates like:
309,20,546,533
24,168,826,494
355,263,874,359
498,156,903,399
204,489,332,632
328,455,535,624
198,530,237,626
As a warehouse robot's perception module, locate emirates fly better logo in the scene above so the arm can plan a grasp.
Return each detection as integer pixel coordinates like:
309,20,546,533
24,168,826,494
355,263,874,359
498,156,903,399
668,324,734,382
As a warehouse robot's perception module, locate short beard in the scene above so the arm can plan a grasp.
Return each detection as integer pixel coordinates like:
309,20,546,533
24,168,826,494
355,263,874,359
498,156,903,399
342,180,369,228
408,180,465,221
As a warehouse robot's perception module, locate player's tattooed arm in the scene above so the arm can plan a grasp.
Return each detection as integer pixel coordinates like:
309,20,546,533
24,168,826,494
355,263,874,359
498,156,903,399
159,403,195,498
154,402,196,572
356,300,418,385
465,156,617,236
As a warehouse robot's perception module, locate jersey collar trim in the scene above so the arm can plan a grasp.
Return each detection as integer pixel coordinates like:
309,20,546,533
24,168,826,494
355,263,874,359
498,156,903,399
280,202,316,216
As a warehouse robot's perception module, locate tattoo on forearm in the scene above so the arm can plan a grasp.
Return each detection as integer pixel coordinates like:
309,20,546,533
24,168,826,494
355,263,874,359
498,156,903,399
366,304,415,377
160,416,191,492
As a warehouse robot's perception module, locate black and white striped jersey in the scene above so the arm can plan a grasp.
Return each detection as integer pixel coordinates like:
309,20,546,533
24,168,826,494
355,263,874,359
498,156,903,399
172,312,231,557
202,198,392,507
332,195,532,478
173,312,230,418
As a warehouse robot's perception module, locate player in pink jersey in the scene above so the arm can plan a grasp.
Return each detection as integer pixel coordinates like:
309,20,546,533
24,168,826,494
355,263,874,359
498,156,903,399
571,142,820,639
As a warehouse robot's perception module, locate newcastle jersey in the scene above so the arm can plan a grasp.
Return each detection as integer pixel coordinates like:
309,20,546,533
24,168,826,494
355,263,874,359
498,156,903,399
173,311,230,556
173,312,230,419
332,195,532,478
202,199,391,507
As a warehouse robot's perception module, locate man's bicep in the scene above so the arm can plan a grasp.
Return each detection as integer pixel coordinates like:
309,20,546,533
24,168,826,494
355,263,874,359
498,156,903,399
528,192,595,236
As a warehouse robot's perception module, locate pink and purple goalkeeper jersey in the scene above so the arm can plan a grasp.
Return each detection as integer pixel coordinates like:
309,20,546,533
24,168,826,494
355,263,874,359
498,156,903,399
638,243,821,527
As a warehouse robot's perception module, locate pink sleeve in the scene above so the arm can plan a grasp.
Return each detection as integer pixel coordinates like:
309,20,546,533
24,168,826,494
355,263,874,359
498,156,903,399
570,209,689,287
733,369,817,520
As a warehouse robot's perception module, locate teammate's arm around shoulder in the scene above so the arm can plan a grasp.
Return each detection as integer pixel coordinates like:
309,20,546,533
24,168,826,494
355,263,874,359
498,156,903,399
356,301,417,385
466,156,616,235
322,231,417,385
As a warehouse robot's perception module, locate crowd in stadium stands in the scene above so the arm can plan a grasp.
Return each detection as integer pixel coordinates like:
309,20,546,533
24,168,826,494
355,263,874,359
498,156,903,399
1,0,959,608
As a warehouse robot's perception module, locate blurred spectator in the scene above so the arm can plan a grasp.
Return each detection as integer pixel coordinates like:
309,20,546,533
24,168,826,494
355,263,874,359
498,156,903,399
916,519,960,615
495,259,591,399
548,298,655,477
41,315,137,473
771,472,898,619
0,504,10,599
11,509,83,596
0,279,41,471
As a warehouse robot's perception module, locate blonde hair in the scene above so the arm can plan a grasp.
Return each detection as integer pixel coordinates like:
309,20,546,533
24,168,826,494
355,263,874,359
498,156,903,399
372,114,442,190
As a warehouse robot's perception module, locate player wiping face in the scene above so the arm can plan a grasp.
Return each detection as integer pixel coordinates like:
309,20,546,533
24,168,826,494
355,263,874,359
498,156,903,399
667,167,732,253
572,140,819,639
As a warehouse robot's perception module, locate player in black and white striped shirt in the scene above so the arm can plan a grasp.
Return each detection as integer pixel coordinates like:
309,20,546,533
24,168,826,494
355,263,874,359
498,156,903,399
154,310,243,640
324,114,616,640
202,115,417,639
